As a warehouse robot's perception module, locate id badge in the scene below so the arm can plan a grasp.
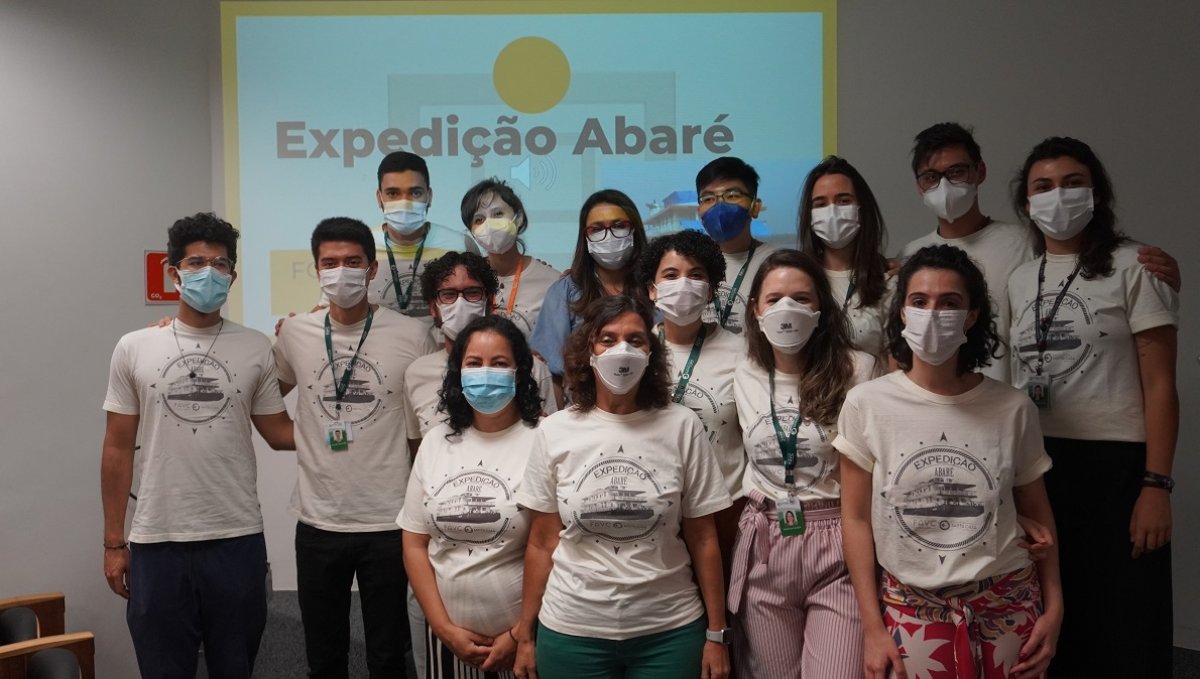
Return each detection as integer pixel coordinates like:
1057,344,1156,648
777,495,806,536
327,421,352,451
1027,374,1051,410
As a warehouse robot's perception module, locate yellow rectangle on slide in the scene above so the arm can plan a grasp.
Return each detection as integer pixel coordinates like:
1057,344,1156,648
270,250,319,315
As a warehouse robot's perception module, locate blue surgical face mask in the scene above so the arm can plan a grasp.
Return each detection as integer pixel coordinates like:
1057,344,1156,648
700,201,751,242
176,267,232,313
460,367,517,415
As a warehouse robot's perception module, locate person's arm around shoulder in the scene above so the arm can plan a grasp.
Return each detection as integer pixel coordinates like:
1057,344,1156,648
101,411,139,599
1136,245,1181,292
512,509,562,679
682,514,730,679
1010,477,1063,678
1131,324,1178,558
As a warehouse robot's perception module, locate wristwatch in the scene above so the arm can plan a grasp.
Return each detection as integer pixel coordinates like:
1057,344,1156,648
705,627,732,645
1143,471,1175,493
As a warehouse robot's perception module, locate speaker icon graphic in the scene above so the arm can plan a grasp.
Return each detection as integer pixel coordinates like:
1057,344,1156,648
509,156,557,191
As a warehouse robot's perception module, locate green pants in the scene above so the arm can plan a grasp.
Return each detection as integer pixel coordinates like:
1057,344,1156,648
535,616,705,679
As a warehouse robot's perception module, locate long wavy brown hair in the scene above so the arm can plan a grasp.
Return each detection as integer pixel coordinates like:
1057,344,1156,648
562,295,671,412
743,249,856,425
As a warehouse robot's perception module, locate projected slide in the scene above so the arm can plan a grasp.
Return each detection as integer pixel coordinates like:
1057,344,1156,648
222,1,835,331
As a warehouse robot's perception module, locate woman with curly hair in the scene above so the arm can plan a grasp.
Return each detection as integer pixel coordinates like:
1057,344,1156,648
399,315,546,679
837,245,1062,679
513,295,732,679
1009,137,1179,678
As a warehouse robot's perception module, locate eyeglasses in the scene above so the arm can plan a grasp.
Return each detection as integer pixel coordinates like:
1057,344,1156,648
436,286,486,305
178,255,234,273
697,188,753,207
916,163,975,192
585,220,633,242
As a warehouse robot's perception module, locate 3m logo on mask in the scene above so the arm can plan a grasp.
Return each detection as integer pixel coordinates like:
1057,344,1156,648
617,367,631,375
780,322,793,330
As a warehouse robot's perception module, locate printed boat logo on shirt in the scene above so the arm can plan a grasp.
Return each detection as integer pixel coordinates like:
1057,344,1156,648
376,271,430,317
701,285,747,333
1015,290,1096,381
680,381,722,443
495,307,532,334
572,453,663,542
158,352,233,425
886,441,995,551
744,406,832,491
429,469,514,545
314,355,384,424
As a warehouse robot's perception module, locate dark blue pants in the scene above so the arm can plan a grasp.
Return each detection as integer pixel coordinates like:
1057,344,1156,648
295,521,409,679
127,533,268,679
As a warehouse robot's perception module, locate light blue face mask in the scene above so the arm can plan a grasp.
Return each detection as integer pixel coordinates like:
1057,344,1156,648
460,367,517,414
177,267,233,313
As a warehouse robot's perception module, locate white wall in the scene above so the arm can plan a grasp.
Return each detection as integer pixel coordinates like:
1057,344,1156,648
0,1,216,676
0,5,1195,679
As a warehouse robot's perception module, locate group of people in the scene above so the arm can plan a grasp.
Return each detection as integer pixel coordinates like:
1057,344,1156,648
100,121,1181,679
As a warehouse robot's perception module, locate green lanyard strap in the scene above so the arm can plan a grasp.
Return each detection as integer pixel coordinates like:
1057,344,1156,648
662,325,708,404
713,243,757,328
768,368,802,488
384,229,427,311
323,307,374,413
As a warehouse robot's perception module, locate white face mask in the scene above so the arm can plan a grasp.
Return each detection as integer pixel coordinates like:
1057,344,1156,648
383,199,428,235
810,204,861,250
589,342,649,395
472,216,520,255
921,177,977,222
901,307,969,366
437,296,487,341
587,232,634,270
319,266,369,308
1028,187,1094,241
757,296,821,355
654,278,710,327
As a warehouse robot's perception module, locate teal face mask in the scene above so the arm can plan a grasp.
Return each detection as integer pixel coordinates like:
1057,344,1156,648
177,267,232,313
460,367,517,414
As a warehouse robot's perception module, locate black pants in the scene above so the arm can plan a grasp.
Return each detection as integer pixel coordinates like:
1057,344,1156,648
296,521,410,679
1043,437,1173,678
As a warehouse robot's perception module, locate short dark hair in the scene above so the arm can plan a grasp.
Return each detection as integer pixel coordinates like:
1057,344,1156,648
377,151,430,189
1011,136,1126,280
695,156,760,196
168,212,239,268
796,156,889,308
418,251,499,308
459,178,528,236
568,189,648,315
310,217,376,264
742,249,856,425
439,315,543,436
635,230,726,295
911,122,983,175
562,295,671,412
885,245,1002,375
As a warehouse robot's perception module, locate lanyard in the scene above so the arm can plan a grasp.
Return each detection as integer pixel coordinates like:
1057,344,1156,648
841,273,858,313
383,229,427,311
713,243,757,327
768,368,802,488
1033,255,1084,375
660,324,708,403
496,256,525,316
323,307,374,412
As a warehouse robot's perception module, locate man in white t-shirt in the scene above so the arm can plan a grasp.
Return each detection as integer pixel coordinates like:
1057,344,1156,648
101,213,295,679
406,251,559,438
274,217,435,679
898,122,1181,383
694,157,778,335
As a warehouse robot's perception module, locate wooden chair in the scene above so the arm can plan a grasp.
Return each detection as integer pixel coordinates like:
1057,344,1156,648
0,594,94,679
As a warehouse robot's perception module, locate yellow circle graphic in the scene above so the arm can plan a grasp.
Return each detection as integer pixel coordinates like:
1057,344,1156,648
493,37,570,114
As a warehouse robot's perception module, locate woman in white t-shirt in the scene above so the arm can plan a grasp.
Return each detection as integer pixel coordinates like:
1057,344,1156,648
460,178,562,338
728,248,877,678
796,156,894,360
513,295,732,679
634,229,747,561
836,244,1062,679
399,315,546,679
1009,137,1179,678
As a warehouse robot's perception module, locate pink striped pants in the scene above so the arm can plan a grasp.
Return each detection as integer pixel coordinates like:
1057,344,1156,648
727,491,863,679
